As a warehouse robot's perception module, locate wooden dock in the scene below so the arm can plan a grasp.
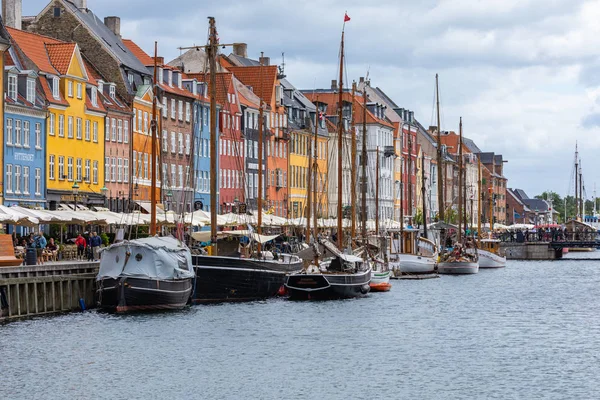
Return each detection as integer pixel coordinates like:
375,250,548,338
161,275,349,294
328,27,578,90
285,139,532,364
0,262,99,322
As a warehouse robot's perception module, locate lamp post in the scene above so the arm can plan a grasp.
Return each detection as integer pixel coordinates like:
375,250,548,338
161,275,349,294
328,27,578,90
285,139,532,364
72,182,80,212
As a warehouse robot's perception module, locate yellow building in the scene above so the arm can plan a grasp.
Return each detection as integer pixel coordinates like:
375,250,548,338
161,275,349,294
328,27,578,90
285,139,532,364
8,28,106,209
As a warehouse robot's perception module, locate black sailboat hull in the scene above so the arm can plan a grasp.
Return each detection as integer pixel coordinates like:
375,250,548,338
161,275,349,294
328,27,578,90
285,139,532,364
285,270,372,300
191,255,303,303
96,277,193,313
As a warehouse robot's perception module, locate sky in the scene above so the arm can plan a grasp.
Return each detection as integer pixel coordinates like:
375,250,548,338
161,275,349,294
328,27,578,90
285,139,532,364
21,0,600,199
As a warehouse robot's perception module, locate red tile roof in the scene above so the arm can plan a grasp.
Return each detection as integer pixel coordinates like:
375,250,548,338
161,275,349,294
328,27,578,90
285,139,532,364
122,39,155,66
305,91,393,128
188,72,241,112
7,27,62,75
45,43,76,75
40,76,68,106
225,65,277,104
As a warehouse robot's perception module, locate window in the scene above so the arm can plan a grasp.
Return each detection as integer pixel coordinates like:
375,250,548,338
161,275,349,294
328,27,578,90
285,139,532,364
93,122,98,142
171,164,176,186
178,132,183,154
93,161,98,184
76,82,82,99
58,115,64,137
85,159,90,183
105,156,110,182
5,119,12,145
76,158,82,182
105,118,110,141
143,153,149,180
185,102,190,122
15,120,21,146
8,74,17,100
85,120,90,141
58,156,64,180
68,116,73,138
26,79,36,103
162,130,168,152
67,157,73,181
138,110,142,133
185,134,190,155
49,155,55,180
14,166,21,193
35,168,41,195
203,108,208,125
162,97,167,118
171,99,176,119
132,152,137,179
5,165,12,193
109,85,115,99
127,72,134,85
118,120,123,142
178,165,183,187
76,118,82,140
68,81,73,97
117,158,122,182
111,118,117,141
22,166,29,195
124,159,129,183
171,132,176,153
23,121,30,148
124,120,129,143
133,108,137,131
48,113,55,136
91,87,97,107
111,157,116,182
143,112,148,134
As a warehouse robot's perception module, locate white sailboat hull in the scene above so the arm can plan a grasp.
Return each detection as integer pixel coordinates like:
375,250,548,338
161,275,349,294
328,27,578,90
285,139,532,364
390,254,437,274
437,261,479,275
478,249,506,268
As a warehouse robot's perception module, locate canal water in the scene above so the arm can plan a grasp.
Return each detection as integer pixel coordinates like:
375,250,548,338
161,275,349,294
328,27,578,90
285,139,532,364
2,254,600,399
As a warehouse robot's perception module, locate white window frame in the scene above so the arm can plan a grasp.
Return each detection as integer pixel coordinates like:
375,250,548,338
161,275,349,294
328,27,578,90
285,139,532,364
171,132,176,154
26,78,36,104
117,120,123,142
124,159,129,183
34,168,41,195
117,158,122,183
8,74,17,100
22,166,29,195
124,120,129,143
68,81,73,97
58,156,64,181
112,118,117,141
93,160,98,184
14,165,21,194
162,97,167,118
76,158,82,182
178,132,184,154
15,120,21,146
171,98,176,119
58,115,64,137
35,123,42,149
162,130,168,153
185,134,190,155
93,121,98,142
76,117,82,140
52,77,60,99
67,157,73,181
23,121,30,148
49,155,55,180
185,102,190,122
76,82,82,99
5,165,12,193
91,86,97,107
85,120,90,141
85,159,90,183
105,156,111,182
68,116,73,138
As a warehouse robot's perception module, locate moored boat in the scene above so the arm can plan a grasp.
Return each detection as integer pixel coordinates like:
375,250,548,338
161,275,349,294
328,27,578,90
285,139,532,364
369,267,392,292
478,239,506,268
96,236,194,313
389,230,437,276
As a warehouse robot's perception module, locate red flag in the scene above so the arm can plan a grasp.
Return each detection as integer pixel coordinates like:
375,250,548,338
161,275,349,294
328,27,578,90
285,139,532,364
344,13,351,22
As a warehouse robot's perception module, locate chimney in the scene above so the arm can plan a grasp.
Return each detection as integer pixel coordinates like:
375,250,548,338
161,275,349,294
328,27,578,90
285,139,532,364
104,16,121,38
154,56,164,65
3,0,22,30
259,56,270,66
359,76,364,83
331,80,337,90
233,43,248,58
73,0,87,10
409,111,414,123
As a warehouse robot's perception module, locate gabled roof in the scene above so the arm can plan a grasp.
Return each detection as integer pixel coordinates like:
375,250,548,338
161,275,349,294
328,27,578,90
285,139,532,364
225,65,278,104
462,137,481,153
0,15,11,47
84,60,129,114
479,152,495,164
45,42,77,75
234,77,261,109
7,27,62,75
121,39,154,66
510,188,529,201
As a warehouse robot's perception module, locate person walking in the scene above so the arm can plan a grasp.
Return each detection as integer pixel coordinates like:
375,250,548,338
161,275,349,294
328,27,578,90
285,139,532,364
90,232,102,261
75,233,86,260
34,231,47,265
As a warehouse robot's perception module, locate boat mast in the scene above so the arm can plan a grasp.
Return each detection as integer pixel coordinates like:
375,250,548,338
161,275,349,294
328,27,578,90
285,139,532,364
361,89,368,243
478,157,482,248
400,123,404,251
313,102,319,261
375,147,380,237
575,143,578,220
435,74,444,221
421,153,428,239
350,82,357,244
336,30,345,249
457,117,463,243
207,18,219,255
257,53,265,252
150,41,158,236
579,160,583,221
306,95,314,244
407,127,412,224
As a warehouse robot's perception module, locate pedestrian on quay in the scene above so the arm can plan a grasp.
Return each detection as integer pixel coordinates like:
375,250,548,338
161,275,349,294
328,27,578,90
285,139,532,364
34,231,47,265
75,233,86,260
86,232,95,262
90,232,102,261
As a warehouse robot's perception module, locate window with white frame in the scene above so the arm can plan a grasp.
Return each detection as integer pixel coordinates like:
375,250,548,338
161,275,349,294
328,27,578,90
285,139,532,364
49,113,55,136
118,120,123,142
91,86,97,107
185,102,190,122
35,123,41,149
93,160,98,184
171,99,176,119
143,112,148,134
49,155,55,180
117,158,122,182
178,132,183,154
105,118,110,141
58,115,64,137
185,134,190,155
162,130,168,152
138,110,142,133
26,78,36,103
85,120,90,141
76,117,82,140
23,121,30,148
35,168,41,195
111,157,116,182
144,153,149,180
203,108,208,125
52,77,60,99
22,167,29,194
68,116,73,138
162,97,167,118
105,156,111,181
14,165,21,193
132,151,137,179
132,108,137,131
68,81,73,97
124,120,129,143
76,158,82,182
93,121,98,142
67,157,73,181
171,132,176,153
5,119,12,145
85,159,90,183
58,156,64,180
8,74,17,100
178,165,183,187
112,118,117,141
124,159,129,183
109,85,115,99
76,82,82,99
5,165,12,193
15,120,21,146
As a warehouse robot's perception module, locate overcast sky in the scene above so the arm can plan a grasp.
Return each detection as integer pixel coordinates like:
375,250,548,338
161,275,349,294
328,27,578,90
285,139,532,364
22,0,600,199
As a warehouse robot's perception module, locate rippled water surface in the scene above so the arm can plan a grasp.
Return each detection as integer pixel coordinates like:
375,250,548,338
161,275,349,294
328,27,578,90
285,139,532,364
2,255,600,399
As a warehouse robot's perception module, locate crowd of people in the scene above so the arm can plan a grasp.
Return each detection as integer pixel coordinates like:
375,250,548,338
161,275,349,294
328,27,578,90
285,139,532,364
12,231,104,264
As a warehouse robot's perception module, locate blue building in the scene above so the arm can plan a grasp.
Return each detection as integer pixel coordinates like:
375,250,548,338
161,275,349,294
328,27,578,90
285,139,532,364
4,65,46,209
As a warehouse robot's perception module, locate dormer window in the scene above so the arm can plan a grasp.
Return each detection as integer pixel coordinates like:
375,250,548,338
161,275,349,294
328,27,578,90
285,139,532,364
97,80,104,94
52,77,60,99
109,84,116,99
26,78,36,103
91,86,98,107
192,80,197,96
127,72,134,85
7,74,17,100
158,68,163,84
168,70,173,87
143,77,150,86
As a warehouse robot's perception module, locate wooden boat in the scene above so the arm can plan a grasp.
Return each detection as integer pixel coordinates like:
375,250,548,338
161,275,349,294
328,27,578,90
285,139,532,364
389,230,437,275
478,239,506,268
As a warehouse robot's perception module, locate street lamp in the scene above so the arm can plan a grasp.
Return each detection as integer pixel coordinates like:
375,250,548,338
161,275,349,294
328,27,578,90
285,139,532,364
72,182,80,212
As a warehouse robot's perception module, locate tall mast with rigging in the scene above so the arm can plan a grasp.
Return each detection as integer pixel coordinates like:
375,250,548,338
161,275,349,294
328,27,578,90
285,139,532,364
336,30,345,249
150,41,158,236
313,102,319,264
421,153,428,239
257,53,265,252
306,95,315,244
361,89,368,243
478,157,482,248
207,17,219,254
435,74,444,221
457,117,463,242
375,147,380,237
575,143,579,220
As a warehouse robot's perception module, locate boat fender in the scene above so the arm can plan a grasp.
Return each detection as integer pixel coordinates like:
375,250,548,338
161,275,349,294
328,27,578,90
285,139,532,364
277,285,287,297
360,284,370,294
79,298,86,311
